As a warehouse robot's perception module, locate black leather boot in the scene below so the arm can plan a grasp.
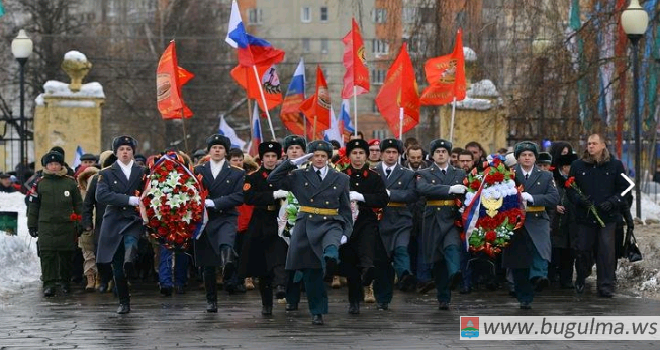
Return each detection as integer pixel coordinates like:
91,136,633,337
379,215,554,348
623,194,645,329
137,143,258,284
115,275,131,314
204,268,218,313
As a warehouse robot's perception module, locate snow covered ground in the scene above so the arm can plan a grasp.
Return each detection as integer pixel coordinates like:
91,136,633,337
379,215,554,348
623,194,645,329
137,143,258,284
0,191,659,301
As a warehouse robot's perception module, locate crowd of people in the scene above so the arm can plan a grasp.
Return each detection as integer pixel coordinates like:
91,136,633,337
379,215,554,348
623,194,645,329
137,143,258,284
10,131,634,325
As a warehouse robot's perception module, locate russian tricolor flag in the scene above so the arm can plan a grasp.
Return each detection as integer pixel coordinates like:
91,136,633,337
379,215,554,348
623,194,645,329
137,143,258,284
280,58,306,135
249,103,262,157
340,99,355,136
225,0,284,67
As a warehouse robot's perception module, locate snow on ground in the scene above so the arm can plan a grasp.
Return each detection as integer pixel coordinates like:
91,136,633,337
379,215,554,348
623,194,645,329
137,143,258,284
630,193,660,223
0,192,40,300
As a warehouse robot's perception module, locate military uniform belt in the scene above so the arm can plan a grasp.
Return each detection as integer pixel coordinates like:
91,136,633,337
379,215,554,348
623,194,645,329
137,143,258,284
426,200,455,207
256,205,277,211
299,206,339,215
526,206,545,212
387,202,407,207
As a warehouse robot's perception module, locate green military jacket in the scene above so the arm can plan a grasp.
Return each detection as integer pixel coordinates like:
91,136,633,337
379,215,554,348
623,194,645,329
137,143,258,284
27,168,83,251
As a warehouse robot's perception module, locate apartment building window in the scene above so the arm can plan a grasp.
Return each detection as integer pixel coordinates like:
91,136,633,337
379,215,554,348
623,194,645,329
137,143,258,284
372,8,387,23
407,36,427,54
320,7,328,22
402,7,417,24
320,38,329,53
301,7,311,23
248,8,262,24
372,39,389,55
372,100,380,113
302,38,311,53
371,69,386,85
420,8,435,23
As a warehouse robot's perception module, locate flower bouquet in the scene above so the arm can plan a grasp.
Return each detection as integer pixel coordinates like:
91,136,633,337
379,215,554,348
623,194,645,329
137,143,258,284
462,156,525,257
277,192,300,244
564,176,605,227
140,152,206,251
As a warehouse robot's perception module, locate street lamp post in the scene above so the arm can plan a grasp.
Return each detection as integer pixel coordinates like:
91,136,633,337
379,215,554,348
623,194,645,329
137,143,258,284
10,29,33,187
621,0,649,219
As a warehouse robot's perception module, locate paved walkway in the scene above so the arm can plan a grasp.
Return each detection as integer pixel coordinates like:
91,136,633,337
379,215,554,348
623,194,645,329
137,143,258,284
0,280,658,349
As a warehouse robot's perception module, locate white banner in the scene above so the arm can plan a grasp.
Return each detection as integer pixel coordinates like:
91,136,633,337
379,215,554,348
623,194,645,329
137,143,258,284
460,316,660,340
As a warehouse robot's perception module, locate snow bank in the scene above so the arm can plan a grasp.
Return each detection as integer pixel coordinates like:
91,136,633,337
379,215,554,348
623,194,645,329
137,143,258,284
630,194,660,223
0,192,40,299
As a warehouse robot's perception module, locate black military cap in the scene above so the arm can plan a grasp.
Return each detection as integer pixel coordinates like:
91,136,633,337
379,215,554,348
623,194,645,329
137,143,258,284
430,139,453,154
306,140,333,158
0,173,9,179
41,151,65,166
514,141,539,159
50,146,65,159
206,134,231,152
380,138,403,153
346,139,369,155
192,149,207,159
134,154,147,163
80,153,97,162
283,135,306,151
112,135,138,154
536,152,552,164
259,141,282,159
557,152,578,167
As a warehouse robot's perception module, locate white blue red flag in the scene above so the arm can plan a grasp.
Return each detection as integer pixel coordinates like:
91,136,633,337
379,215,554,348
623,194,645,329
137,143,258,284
280,58,306,135
249,103,262,157
218,115,247,150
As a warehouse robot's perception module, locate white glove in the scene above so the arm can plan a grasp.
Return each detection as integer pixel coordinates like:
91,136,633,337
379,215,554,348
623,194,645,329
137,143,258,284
350,191,365,202
386,189,391,197
273,190,288,199
128,196,140,206
449,184,467,194
521,192,534,204
291,153,313,166
205,199,215,208
340,235,348,245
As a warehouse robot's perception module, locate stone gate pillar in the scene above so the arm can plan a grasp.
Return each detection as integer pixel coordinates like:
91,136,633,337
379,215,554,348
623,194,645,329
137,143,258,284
33,51,104,169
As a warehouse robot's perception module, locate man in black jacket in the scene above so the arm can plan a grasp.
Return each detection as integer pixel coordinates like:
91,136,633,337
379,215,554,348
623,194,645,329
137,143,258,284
567,134,628,298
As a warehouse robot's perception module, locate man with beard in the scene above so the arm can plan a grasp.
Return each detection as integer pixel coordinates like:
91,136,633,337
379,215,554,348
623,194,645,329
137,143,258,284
457,150,475,173
502,141,559,309
194,134,245,313
340,139,389,314
240,141,289,316
403,145,429,171
416,139,467,310
372,139,418,310
268,140,352,325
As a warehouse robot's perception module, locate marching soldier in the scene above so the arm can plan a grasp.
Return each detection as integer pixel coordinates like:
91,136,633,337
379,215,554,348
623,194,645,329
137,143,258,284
280,134,307,312
27,151,83,297
95,136,147,314
340,139,389,314
416,139,467,310
240,141,289,316
268,140,353,325
503,141,559,309
194,134,245,313
372,139,418,310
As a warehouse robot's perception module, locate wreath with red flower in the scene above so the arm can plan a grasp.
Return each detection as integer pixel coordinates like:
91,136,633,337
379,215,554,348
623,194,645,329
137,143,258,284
139,152,206,251
461,155,525,257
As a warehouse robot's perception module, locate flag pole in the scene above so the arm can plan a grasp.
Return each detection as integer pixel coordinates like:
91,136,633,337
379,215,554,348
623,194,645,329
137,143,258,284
246,99,254,151
181,109,190,154
313,115,317,139
353,86,358,136
252,65,277,140
399,107,404,141
449,97,457,143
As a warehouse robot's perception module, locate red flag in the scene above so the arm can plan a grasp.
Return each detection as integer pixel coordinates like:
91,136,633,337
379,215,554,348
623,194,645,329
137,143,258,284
230,65,283,111
341,18,370,99
299,66,331,138
419,29,466,105
157,41,194,119
375,43,420,136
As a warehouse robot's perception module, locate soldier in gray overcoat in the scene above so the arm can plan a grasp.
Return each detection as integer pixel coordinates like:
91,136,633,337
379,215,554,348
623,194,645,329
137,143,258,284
267,140,353,326
502,141,559,309
416,139,467,310
95,136,147,314
194,134,245,313
372,139,418,310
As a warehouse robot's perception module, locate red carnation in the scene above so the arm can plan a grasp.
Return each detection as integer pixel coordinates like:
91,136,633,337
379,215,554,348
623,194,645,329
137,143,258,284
490,172,504,183
564,176,575,188
485,230,497,242
469,180,481,190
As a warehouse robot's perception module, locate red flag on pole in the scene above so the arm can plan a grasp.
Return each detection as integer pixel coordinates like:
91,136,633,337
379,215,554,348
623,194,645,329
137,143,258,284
375,42,420,136
419,29,466,105
230,64,283,111
299,66,331,138
157,41,194,119
341,18,370,99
